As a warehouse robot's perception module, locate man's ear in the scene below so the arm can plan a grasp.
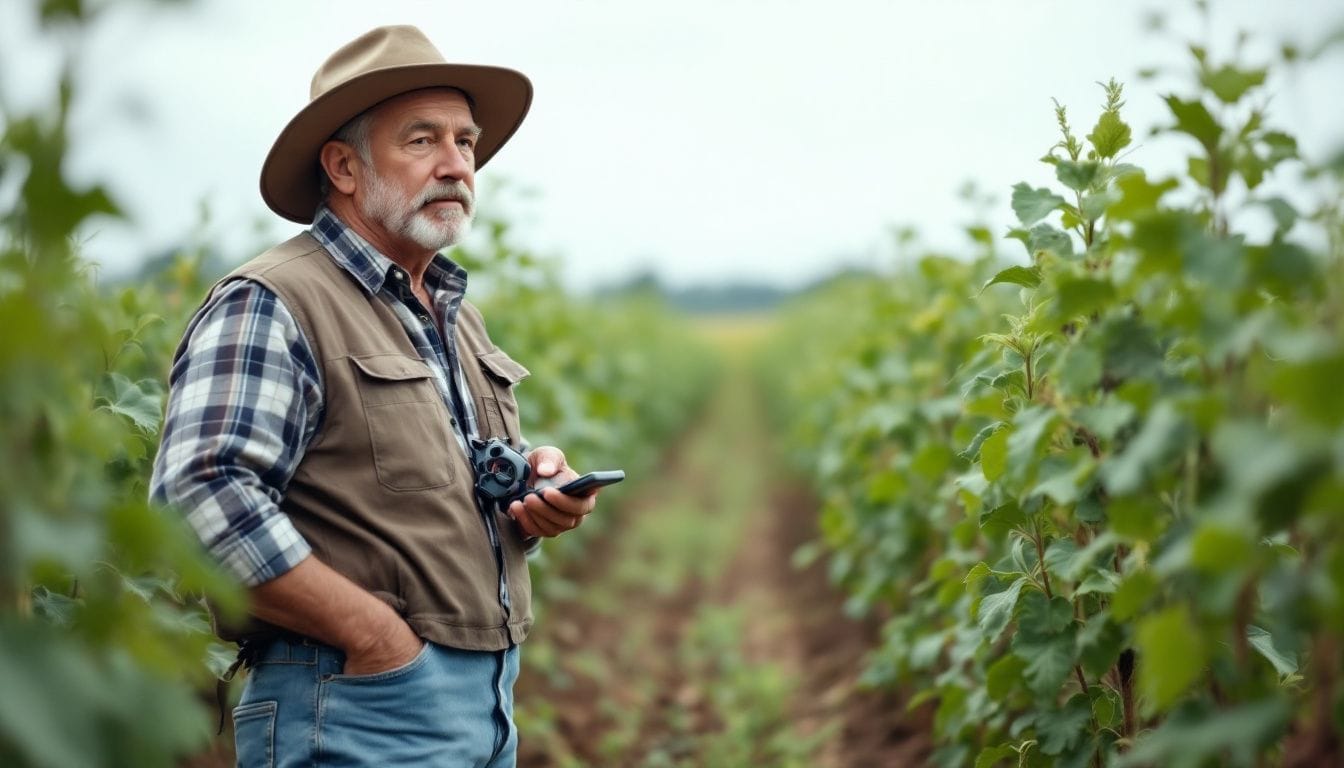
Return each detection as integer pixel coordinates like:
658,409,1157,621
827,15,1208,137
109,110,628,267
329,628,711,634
319,140,361,196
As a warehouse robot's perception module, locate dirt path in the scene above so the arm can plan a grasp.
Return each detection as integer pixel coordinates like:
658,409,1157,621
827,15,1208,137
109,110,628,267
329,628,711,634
515,339,930,767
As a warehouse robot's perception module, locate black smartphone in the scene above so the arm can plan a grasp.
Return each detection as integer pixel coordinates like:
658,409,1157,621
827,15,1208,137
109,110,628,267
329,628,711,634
554,470,625,496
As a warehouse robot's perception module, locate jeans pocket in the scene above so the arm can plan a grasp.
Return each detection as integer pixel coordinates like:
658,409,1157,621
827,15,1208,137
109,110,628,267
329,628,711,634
326,642,432,685
232,700,277,768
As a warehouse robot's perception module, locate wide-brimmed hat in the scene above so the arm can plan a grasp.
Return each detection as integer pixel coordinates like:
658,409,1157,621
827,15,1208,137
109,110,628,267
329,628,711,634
260,25,532,224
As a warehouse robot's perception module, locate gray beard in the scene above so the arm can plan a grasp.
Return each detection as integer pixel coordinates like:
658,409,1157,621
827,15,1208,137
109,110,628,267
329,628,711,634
361,171,474,252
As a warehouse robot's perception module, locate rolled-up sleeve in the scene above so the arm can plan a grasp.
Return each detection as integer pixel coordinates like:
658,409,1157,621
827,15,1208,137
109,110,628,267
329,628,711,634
150,280,323,587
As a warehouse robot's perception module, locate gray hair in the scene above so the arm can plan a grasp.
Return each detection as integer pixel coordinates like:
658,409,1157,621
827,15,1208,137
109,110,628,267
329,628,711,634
318,110,375,198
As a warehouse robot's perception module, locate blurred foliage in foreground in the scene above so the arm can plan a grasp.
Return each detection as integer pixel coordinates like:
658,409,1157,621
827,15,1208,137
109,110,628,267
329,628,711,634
0,2,244,766
0,2,716,766
761,16,1344,768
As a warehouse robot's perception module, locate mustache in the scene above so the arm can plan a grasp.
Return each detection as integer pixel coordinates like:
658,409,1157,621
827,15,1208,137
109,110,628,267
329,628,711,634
416,182,474,213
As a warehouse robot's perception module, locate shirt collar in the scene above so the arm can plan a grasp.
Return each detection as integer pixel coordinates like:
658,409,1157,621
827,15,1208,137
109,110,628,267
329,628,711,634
309,204,469,299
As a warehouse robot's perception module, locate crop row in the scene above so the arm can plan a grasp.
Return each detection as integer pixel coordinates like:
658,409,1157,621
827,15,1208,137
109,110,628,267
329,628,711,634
760,41,1343,768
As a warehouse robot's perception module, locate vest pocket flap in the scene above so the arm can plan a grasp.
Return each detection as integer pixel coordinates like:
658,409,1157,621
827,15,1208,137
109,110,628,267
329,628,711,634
477,349,530,385
351,354,434,382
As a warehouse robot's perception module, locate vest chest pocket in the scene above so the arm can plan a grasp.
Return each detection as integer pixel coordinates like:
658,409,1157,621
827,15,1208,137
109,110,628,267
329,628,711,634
350,354,455,491
475,348,530,448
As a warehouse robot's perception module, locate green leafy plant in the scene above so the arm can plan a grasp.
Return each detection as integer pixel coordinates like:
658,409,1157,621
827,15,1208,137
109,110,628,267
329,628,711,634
763,19,1343,768
0,4,244,766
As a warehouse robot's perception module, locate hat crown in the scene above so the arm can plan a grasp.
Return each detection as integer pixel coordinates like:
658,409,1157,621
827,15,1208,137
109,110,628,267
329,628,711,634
310,25,446,102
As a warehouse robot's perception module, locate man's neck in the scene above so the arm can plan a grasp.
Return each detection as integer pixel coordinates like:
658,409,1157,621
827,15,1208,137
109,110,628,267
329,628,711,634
326,196,435,286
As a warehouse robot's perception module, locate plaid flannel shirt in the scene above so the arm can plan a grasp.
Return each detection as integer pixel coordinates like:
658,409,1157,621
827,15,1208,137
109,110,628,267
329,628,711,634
151,205,486,587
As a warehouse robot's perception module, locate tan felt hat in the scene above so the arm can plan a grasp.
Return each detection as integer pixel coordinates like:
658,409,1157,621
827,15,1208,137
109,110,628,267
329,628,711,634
260,25,532,224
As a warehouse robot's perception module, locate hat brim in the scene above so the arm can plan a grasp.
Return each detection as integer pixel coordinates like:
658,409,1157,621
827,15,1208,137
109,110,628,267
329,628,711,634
260,63,532,224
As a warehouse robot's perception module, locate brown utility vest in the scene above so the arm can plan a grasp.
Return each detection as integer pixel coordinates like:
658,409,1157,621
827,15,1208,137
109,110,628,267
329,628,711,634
207,232,533,651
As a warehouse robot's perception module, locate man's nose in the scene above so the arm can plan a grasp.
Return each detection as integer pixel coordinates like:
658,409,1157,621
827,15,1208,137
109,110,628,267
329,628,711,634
434,142,474,182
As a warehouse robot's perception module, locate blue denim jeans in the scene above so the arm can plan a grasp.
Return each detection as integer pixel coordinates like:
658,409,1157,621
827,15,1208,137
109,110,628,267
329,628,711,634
232,636,519,767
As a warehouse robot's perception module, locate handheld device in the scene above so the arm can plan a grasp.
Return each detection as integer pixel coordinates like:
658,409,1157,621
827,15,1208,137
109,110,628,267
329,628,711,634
470,437,625,506
552,470,625,497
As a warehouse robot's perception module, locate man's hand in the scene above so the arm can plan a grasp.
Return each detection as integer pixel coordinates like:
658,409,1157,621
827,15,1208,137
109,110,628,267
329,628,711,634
341,612,424,676
508,446,598,538
249,556,424,676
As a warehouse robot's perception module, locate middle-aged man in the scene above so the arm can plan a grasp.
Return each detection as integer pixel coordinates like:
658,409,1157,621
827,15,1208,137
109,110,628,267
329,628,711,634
151,25,595,767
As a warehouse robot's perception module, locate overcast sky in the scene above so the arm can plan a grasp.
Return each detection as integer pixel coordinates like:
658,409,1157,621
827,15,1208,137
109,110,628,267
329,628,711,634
2,0,1341,290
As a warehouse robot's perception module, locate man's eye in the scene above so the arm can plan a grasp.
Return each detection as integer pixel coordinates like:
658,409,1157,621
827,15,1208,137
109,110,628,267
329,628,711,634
410,137,432,145
457,137,476,150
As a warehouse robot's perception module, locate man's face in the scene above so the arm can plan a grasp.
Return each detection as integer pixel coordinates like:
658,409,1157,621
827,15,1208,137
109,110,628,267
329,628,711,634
357,88,479,252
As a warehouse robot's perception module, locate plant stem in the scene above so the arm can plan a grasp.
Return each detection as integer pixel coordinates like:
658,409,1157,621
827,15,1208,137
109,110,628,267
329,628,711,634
1118,649,1137,746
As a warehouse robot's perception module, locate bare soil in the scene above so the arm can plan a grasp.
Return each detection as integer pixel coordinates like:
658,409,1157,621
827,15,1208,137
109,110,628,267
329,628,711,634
516,366,931,766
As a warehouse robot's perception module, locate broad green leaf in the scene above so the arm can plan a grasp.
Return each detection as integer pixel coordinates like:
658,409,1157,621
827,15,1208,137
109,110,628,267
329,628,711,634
1097,316,1165,383
1074,570,1121,598
1130,209,1204,274
1037,694,1093,755
12,506,103,574
1111,570,1157,621
967,225,994,244
1211,420,1331,530
975,743,1017,768
986,654,1027,701
981,426,1009,482
1057,531,1120,582
1056,160,1100,192
1088,110,1132,158
1238,146,1267,189
1029,453,1096,505
1246,625,1298,677
1013,625,1078,697
1011,183,1066,226
1007,407,1058,484
980,501,1026,539
30,586,78,627
978,577,1029,643
1091,687,1121,728
865,470,906,504
961,421,1004,460
1266,351,1344,427
1136,605,1206,713
965,562,993,593
1163,95,1222,152
1079,188,1119,220
1027,223,1075,258
1256,196,1298,233
0,622,106,768
981,265,1042,292
1250,239,1320,300
1074,398,1136,441
1117,698,1291,768
1101,402,1191,495
1189,522,1254,574
1017,590,1073,638
1053,342,1102,396
205,642,240,680
1260,130,1298,163
97,372,164,433
1201,64,1267,103
1074,495,1105,524
1187,155,1211,188
1077,611,1125,679
1051,276,1114,321
1181,226,1246,288
1108,172,1178,220
911,441,953,481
